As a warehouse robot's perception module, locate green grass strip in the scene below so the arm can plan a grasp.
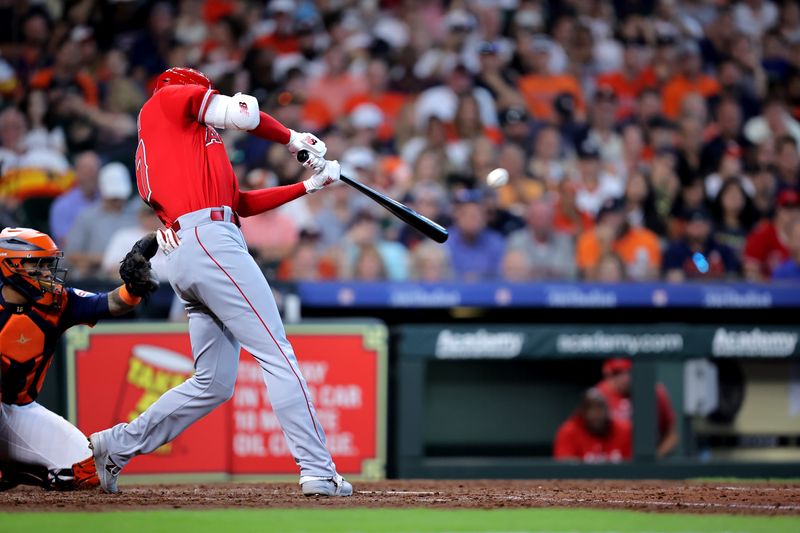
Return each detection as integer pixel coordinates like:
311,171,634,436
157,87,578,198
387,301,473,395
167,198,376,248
1,508,799,533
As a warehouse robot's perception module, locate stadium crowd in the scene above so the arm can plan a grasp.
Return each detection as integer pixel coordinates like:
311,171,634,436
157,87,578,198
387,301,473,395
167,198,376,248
1,0,800,284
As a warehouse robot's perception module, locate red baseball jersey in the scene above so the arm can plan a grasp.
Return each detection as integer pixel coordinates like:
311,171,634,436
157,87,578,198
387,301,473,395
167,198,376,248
135,84,240,226
553,414,632,462
596,380,676,439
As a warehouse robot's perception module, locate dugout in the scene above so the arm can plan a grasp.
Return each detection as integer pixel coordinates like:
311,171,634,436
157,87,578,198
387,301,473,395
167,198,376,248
391,323,800,479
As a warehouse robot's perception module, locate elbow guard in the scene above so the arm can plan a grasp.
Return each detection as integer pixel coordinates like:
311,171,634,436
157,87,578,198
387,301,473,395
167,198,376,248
203,93,260,131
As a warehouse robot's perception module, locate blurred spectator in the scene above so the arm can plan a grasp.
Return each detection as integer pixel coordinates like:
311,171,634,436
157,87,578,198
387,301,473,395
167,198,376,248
101,205,166,281
580,85,623,165
496,143,543,214
701,96,749,179
475,41,525,112
497,106,533,148
0,107,71,202
501,248,532,281
733,0,779,38
409,241,453,282
529,124,567,187
595,252,628,282
64,162,136,279
576,198,661,281
774,135,800,191
663,208,741,281
743,189,800,280
595,36,656,120
710,178,759,255
483,185,525,237
344,58,408,142
415,63,499,135
308,46,369,126
661,41,720,120
505,198,576,280
552,180,594,238
703,141,748,200
446,189,505,281
623,170,667,236
773,218,800,280
414,9,475,81
30,38,98,107
553,388,632,463
342,210,409,281
574,140,624,218
277,230,338,282
668,174,709,239
48,151,100,245
744,98,800,146
128,2,174,82
518,35,584,122
596,358,678,458
350,244,389,281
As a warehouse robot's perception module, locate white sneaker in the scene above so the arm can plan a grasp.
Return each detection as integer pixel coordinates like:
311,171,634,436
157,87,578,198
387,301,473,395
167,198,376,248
300,474,353,497
89,431,121,494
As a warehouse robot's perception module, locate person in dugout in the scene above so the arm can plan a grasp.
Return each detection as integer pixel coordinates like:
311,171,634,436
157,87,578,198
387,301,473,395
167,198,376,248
553,387,632,463
0,227,157,490
595,358,678,457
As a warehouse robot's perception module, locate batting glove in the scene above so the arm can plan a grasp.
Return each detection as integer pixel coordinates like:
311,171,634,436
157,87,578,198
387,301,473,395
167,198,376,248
156,228,181,255
288,129,327,172
303,160,341,193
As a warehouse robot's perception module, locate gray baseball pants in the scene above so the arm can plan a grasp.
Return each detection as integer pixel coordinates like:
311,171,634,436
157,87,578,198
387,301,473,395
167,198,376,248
104,206,336,478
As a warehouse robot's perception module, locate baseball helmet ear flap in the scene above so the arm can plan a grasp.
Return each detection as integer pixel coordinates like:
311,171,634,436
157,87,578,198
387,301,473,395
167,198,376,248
155,67,213,93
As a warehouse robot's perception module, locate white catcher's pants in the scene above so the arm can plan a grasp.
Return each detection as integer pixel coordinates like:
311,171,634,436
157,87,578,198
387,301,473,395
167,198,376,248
0,402,92,469
105,207,337,478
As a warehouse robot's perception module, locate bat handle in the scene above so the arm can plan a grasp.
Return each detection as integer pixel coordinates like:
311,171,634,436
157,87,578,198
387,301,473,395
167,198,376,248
296,150,310,164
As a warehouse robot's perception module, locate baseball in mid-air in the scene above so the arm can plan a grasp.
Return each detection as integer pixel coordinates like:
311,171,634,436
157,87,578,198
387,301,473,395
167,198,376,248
486,168,509,188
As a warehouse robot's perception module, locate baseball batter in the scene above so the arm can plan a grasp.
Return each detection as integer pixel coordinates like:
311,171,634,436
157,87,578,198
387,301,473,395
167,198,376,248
89,68,350,496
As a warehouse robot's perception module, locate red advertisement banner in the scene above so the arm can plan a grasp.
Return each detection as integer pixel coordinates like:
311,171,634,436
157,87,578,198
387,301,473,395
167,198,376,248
66,324,386,479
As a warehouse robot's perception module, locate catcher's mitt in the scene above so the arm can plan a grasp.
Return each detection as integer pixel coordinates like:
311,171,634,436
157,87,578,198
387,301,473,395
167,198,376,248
119,232,159,297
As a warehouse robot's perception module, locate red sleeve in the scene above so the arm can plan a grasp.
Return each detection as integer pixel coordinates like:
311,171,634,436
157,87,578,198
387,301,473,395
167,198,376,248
236,182,307,218
656,383,676,437
251,111,291,144
553,419,581,459
617,420,633,459
743,224,767,262
157,85,217,125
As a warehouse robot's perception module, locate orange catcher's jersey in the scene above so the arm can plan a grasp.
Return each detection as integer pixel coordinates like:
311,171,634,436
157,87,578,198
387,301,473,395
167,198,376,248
135,84,243,227
0,284,110,405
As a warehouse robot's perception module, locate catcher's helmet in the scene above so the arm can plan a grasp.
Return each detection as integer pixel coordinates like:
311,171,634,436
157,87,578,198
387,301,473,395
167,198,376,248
154,67,213,93
0,227,67,307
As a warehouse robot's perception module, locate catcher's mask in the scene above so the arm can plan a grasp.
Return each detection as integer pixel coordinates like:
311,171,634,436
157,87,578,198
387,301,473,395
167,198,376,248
0,227,67,308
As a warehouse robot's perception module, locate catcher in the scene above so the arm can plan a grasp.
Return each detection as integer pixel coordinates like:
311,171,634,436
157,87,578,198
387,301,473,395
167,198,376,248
0,227,158,490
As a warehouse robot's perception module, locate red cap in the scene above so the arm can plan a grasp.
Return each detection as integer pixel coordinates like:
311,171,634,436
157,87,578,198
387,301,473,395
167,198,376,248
602,358,632,375
776,190,800,209
155,67,213,93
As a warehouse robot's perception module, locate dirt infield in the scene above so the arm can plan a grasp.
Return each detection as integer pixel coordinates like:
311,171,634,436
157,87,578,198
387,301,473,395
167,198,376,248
2,480,800,515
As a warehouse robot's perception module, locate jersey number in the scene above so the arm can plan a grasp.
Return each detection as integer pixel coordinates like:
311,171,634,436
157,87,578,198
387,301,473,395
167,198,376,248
135,139,153,204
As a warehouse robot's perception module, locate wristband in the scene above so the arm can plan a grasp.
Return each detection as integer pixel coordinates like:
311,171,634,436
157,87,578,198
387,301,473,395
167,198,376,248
119,285,142,306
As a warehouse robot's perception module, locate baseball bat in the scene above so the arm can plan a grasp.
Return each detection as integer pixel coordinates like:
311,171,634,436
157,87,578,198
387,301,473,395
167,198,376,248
297,150,449,243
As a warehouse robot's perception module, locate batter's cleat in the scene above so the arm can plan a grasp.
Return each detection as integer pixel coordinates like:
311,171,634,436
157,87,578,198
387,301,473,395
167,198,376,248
300,474,353,497
89,431,120,494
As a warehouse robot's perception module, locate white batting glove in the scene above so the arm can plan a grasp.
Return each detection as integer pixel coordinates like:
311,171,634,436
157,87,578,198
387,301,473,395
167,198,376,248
303,160,341,193
156,228,181,255
287,129,327,169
